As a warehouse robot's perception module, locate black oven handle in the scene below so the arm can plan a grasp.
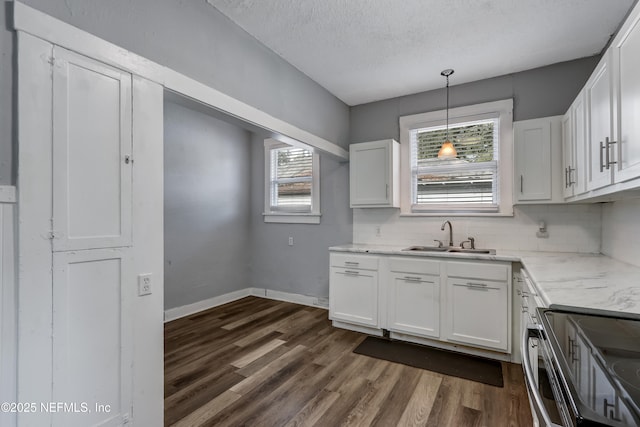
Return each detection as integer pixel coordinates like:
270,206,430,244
522,324,559,427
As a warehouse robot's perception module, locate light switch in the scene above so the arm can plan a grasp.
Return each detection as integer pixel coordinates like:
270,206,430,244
138,273,152,296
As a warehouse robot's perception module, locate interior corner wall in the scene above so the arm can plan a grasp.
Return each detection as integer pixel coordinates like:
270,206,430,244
164,101,252,310
249,134,352,300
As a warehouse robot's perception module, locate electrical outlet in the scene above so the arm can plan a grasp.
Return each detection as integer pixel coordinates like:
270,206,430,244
288,236,294,246
138,273,152,296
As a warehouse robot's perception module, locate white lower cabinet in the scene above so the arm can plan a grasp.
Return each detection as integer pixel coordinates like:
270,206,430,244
329,253,379,327
387,257,440,339
329,251,513,356
445,261,510,352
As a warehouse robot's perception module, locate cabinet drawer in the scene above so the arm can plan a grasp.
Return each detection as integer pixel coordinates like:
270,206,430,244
389,257,440,275
446,261,509,282
330,253,378,271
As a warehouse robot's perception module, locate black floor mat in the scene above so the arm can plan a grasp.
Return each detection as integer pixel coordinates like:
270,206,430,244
353,336,504,387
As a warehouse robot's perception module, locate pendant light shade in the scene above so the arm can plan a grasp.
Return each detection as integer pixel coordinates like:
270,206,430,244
438,140,457,158
438,69,457,159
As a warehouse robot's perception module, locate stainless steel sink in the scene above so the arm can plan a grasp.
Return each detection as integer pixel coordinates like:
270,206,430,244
402,246,448,252
446,247,496,254
402,246,495,255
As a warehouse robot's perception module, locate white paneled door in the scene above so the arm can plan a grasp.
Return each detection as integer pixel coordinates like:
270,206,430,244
53,249,133,427
52,46,133,252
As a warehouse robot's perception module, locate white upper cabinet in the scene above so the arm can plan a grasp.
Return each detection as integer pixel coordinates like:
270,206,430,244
585,51,616,192
350,139,400,208
514,116,563,203
562,91,587,199
613,9,640,183
52,47,133,251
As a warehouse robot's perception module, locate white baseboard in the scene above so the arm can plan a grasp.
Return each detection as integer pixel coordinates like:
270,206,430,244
163,288,252,322
164,287,328,322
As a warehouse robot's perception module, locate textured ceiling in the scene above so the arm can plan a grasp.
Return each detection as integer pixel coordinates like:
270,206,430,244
206,0,634,106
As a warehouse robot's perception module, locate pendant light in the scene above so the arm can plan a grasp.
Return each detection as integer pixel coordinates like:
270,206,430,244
438,69,457,159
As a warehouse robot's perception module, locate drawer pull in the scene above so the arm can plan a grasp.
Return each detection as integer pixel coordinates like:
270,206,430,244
344,270,360,275
466,282,487,288
344,261,360,266
453,282,498,291
403,276,422,282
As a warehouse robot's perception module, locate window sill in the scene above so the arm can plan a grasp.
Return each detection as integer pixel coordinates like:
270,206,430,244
400,211,514,218
263,212,321,224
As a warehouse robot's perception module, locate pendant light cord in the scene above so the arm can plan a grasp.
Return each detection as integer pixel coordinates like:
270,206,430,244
446,74,449,141
440,69,454,142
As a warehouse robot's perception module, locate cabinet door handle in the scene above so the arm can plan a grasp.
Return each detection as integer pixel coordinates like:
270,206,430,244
603,398,622,421
385,184,389,199
568,167,575,186
600,140,605,172
564,167,569,188
520,175,524,193
606,137,617,169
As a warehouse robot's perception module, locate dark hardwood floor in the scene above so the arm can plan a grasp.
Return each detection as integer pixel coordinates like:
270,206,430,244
164,296,533,427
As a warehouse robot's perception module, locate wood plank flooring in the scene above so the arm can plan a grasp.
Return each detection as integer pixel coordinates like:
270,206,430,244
165,296,533,427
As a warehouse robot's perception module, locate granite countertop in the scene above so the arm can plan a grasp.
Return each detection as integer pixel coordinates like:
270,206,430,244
329,244,640,316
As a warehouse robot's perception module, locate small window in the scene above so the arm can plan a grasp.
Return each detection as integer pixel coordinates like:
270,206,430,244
264,139,320,223
400,99,513,215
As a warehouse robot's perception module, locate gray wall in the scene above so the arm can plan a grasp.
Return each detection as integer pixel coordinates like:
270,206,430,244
249,133,351,300
350,57,600,143
164,101,252,310
0,3,14,184
0,0,350,185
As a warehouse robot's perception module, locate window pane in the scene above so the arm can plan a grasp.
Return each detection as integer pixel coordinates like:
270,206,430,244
415,119,496,163
276,181,311,206
275,147,313,179
411,118,499,209
416,168,495,205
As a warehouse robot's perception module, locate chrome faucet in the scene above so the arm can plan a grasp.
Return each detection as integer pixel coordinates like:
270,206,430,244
441,220,453,247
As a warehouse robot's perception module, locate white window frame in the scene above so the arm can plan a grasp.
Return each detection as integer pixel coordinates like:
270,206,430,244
263,138,321,224
399,99,514,216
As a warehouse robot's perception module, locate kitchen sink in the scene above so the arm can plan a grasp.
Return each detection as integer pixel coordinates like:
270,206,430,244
402,246,496,255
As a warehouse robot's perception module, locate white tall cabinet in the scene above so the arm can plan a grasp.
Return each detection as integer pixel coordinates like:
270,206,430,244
18,31,164,427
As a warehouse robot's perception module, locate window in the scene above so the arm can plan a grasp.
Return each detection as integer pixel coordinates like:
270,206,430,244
264,138,320,223
399,99,513,215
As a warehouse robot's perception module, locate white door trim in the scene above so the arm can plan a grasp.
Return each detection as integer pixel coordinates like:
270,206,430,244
12,1,348,160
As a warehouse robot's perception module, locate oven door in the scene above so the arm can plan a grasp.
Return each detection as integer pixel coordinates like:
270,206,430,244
522,324,573,427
